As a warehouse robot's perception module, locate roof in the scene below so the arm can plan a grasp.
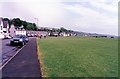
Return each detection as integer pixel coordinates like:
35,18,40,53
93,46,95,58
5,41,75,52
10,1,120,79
3,20,9,28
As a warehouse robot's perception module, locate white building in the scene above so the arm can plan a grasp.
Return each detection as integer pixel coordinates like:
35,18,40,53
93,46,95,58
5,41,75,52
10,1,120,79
15,29,26,36
10,25,27,36
0,17,10,38
0,18,4,38
9,24,16,37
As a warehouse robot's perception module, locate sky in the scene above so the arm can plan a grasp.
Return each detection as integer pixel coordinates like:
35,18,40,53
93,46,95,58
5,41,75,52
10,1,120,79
0,0,119,36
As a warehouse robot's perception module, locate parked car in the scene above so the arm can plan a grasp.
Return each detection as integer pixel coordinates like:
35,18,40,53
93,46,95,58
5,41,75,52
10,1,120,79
10,35,29,46
31,34,35,37
4,35,12,39
27,34,31,37
34,34,37,37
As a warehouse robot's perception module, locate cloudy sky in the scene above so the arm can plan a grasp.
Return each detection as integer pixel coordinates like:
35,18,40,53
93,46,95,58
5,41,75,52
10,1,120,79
0,0,119,36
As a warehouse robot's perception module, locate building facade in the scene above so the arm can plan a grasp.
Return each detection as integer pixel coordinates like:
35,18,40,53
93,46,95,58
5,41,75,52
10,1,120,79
0,17,10,38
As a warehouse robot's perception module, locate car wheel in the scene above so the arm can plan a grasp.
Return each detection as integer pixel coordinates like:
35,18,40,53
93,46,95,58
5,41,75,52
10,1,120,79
10,43,13,46
10,42,13,46
21,42,24,46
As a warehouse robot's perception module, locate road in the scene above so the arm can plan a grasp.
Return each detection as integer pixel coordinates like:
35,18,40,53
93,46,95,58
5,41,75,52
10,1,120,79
1,39,20,66
2,38,42,78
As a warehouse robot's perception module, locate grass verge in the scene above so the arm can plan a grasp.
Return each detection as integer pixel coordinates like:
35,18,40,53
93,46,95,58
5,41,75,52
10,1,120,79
37,38,48,77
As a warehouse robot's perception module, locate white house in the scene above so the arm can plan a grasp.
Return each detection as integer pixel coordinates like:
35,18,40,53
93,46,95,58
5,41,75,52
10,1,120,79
0,17,10,38
9,24,16,37
0,18,4,38
0,18,3,33
59,32,69,37
9,25,27,37
15,29,26,36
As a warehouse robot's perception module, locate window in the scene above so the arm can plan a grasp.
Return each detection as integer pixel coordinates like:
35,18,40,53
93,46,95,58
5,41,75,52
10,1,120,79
1,26,2,30
3,31,6,33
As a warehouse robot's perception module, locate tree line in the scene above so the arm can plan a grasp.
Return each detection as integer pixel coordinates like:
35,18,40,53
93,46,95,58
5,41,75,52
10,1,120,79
3,18,74,33
3,18,38,31
38,27,73,33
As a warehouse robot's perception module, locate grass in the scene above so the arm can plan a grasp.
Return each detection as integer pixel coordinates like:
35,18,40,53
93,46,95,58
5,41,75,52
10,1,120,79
37,37,118,77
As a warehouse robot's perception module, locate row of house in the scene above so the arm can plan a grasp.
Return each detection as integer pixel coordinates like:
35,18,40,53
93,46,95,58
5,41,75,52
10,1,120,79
0,17,26,38
48,32,76,37
0,17,76,39
0,18,48,38
26,31,76,37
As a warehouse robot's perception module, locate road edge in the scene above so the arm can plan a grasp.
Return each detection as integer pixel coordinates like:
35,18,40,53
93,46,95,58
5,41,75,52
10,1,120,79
37,38,48,77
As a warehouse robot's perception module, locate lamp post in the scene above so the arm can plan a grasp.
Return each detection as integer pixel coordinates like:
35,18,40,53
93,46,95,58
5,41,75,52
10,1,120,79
34,18,39,27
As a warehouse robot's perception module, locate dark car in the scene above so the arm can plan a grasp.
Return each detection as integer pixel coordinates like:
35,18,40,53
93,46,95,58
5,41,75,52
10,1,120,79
10,35,29,46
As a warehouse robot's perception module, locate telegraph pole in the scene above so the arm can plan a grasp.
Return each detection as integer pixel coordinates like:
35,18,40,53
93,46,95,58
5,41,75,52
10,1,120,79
34,18,39,27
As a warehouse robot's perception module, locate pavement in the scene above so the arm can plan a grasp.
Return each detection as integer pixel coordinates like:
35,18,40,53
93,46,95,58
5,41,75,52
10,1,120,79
2,38,42,79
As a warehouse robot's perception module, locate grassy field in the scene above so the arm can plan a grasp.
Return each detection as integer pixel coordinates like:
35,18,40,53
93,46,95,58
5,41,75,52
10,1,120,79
37,37,118,77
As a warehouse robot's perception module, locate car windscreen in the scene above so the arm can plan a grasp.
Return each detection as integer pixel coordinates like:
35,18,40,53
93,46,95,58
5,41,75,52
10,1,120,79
14,35,23,38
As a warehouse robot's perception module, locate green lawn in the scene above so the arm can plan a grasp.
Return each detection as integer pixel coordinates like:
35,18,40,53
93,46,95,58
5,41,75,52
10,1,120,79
37,37,118,77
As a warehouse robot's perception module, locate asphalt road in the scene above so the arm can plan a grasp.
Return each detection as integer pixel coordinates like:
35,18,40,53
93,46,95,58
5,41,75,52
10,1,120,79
2,39,16,54
1,39,20,66
2,38,42,78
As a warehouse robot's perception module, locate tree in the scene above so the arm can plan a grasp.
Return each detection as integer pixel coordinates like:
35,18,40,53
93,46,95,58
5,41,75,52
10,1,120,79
22,21,28,30
52,28,56,32
3,18,11,28
12,18,22,28
3,17,38,31
60,27,67,32
33,23,37,31
9,19,13,28
25,22,38,31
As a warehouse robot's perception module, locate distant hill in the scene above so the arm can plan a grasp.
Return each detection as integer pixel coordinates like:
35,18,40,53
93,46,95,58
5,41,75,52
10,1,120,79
74,31,118,38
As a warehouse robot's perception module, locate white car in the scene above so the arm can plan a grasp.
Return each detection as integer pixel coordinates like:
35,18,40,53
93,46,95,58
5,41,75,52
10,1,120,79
4,35,12,39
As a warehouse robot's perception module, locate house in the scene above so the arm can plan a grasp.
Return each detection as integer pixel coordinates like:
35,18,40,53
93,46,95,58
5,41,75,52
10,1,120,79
59,32,76,37
15,26,26,36
49,32,59,37
3,20,9,34
9,24,16,37
0,17,3,33
0,17,4,38
27,31,48,37
39,31,48,37
9,25,27,37
0,17,10,38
